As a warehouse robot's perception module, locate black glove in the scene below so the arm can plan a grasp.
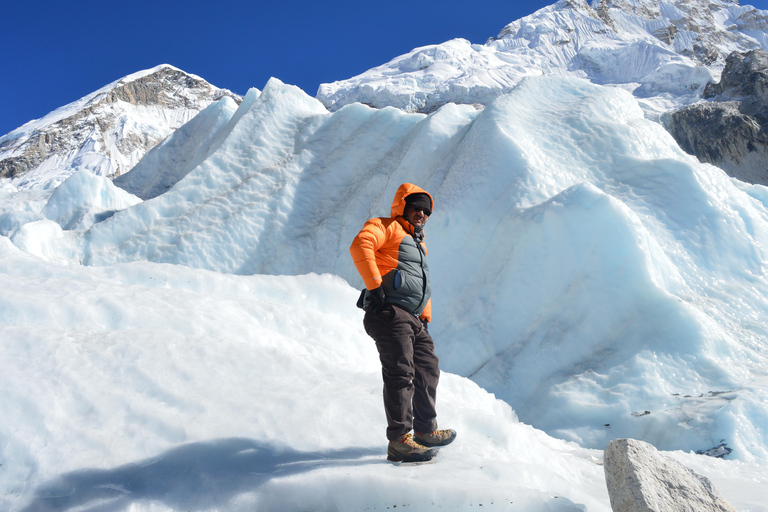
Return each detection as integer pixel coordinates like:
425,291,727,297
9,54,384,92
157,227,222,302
368,286,386,312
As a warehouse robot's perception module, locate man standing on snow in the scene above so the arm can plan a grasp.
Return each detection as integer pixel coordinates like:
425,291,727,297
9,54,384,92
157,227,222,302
350,183,456,463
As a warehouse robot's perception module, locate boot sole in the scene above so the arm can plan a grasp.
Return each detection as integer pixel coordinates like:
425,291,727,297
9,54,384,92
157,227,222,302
387,446,437,463
387,457,436,465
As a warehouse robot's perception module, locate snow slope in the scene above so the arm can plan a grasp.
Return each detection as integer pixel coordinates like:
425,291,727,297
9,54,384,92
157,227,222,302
2,236,768,511
6,76,768,470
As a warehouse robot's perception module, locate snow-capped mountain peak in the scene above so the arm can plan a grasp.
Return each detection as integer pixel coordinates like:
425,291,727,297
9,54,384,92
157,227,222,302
0,64,241,190
317,0,768,118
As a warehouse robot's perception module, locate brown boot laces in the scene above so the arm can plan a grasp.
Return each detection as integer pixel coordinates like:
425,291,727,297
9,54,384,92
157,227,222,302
417,429,450,440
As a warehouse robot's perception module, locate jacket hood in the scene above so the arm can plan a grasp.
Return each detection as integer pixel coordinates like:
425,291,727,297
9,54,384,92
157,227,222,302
390,183,434,218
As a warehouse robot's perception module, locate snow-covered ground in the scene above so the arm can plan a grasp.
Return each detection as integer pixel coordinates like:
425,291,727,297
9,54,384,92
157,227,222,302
3,75,768,510
2,239,767,511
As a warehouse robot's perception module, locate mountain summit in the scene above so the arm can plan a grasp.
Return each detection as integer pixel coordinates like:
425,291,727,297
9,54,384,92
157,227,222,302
0,65,240,190
317,0,768,117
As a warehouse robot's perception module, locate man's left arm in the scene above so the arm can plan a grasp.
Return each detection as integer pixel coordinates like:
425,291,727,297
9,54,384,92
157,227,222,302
420,298,432,324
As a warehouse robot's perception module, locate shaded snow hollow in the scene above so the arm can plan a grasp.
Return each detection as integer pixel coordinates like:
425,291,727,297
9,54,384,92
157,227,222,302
2,76,768,510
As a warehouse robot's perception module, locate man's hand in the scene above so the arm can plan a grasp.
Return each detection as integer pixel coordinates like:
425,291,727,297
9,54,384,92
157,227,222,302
368,286,386,312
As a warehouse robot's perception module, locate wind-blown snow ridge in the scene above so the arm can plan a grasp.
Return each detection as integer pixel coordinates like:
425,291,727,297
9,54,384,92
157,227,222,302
317,0,768,118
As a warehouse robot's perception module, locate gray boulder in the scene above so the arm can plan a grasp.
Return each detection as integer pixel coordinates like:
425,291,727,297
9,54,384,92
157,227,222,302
603,438,737,512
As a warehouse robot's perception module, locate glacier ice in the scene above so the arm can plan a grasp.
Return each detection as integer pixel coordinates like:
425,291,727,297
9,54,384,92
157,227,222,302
5,76,768,464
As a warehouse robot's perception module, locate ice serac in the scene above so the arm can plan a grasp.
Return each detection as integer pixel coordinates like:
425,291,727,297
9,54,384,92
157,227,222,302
84,79,332,272
113,95,242,200
43,169,141,230
427,77,768,461
83,78,476,274
76,77,768,462
317,0,768,118
0,65,241,190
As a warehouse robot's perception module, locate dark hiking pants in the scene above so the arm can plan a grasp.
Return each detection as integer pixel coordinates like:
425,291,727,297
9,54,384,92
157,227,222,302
363,304,440,441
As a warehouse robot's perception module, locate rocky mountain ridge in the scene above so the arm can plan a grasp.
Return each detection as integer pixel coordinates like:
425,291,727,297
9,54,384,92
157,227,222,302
0,65,241,190
665,48,768,184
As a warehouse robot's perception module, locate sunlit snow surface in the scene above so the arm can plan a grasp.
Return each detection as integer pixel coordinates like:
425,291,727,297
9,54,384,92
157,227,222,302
3,76,768,510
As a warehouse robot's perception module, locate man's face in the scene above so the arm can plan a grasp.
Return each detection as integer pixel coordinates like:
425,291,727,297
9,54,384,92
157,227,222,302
404,203,430,228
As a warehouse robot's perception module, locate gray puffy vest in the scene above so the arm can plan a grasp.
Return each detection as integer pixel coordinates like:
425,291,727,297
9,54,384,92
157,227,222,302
360,231,431,317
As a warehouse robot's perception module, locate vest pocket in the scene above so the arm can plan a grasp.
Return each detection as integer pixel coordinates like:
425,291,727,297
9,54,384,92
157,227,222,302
393,270,402,290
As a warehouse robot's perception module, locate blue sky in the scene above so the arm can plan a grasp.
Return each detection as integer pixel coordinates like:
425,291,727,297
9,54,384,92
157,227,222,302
0,0,550,136
2,0,768,137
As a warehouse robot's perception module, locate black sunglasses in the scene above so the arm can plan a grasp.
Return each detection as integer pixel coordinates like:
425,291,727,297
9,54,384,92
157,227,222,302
410,205,431,217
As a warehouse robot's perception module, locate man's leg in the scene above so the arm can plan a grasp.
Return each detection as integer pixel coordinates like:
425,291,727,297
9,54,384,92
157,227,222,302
411,325,456,448
364,305,418,441
412,323,440,434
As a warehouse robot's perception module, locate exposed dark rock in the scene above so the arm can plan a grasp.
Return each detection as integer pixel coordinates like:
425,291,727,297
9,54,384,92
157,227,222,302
703,49,768,104
653,24,678,45
665,50,768,185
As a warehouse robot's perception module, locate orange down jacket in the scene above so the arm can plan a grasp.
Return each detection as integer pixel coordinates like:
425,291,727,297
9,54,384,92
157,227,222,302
350,183,433,322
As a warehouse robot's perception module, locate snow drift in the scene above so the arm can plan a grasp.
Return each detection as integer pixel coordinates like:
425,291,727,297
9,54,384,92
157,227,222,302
3,233,767,511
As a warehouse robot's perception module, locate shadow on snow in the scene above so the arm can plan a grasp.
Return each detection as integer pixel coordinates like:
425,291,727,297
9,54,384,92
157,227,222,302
23,437,383,511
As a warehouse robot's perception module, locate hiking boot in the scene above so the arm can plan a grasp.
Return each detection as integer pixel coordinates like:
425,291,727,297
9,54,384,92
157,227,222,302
414,428,457,448
387,433,437,462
